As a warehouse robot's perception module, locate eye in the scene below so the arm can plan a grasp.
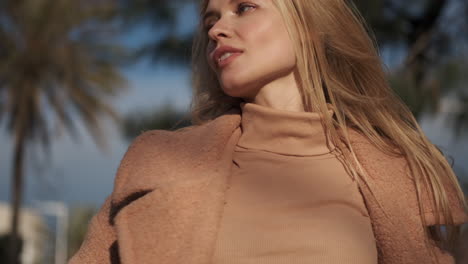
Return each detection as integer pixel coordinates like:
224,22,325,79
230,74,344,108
204,3,256,32
236,3,256,15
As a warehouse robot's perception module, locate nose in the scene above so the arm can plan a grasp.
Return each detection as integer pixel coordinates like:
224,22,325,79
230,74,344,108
208,17,232,43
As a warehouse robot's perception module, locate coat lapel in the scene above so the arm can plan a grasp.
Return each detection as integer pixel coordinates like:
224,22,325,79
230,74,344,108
113,108,242,264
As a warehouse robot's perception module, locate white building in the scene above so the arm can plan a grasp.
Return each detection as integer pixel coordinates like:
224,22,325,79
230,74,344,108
0,202,47,264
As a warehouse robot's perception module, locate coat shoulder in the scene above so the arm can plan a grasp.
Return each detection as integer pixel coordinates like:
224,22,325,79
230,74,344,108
110,129,180,204
346,128,408,180
345,128,467,226
110,111,242,205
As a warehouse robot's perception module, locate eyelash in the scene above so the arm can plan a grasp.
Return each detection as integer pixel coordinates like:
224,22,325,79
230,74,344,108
204,2,256,31
236,2,255,15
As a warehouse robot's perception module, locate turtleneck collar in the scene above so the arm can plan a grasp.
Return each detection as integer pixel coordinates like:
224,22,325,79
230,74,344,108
236,102,335,156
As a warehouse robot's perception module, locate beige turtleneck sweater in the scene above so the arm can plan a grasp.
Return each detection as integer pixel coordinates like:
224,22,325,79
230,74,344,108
211,102,378,263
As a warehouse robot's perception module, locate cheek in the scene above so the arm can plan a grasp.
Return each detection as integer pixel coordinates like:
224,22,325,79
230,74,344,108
242,15,296,74
248,14,294,60
218,14,296,97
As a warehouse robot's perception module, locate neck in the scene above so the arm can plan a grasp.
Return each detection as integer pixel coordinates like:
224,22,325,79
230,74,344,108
242,70,304,112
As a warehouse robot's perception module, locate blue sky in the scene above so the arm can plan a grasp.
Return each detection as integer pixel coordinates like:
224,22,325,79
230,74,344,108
0,3,467,210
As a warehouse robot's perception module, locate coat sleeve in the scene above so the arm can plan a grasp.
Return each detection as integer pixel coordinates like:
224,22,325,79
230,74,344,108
68,195,118,264
68,131,156,264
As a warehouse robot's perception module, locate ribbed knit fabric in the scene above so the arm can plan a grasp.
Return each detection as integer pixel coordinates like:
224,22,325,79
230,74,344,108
211,102,378,264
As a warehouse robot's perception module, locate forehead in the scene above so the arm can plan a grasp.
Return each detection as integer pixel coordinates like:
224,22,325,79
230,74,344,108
204,0,268,12
204,0,236,13
205,0,237,7
202,0,237,23
202,0,271,24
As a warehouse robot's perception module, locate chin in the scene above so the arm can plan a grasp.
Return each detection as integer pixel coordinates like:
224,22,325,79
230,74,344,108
221,82,257,100
219,67,267,98
220,84,242,98
219,75,239,93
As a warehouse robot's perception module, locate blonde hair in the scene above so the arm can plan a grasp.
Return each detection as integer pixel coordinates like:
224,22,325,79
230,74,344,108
189,0,467,261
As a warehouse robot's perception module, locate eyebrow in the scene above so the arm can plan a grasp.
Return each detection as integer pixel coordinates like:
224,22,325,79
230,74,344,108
202,0,237,24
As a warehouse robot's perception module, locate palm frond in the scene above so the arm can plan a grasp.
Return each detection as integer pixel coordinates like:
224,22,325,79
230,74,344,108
0,0,127,150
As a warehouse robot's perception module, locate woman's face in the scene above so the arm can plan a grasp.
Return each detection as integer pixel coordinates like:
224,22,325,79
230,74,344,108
203,0,296,99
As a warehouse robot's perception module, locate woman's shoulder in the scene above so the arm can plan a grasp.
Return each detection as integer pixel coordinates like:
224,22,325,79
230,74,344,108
344,128,408,176
344,127,467,225
110,130,179,202
344,128,413,197
121,122,213,156
110,114,241,199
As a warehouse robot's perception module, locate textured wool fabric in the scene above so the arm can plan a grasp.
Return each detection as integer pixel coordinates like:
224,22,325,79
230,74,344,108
69,105,467,264
211,102,378,263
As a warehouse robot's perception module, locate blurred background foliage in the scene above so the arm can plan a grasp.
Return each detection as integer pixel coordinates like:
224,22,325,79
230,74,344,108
118,0,468,140
0,0,467,263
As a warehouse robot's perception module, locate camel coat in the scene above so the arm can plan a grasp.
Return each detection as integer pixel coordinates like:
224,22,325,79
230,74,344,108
69,107,467,264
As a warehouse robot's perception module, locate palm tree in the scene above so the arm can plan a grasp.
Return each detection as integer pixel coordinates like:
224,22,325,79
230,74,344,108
0,0,127,262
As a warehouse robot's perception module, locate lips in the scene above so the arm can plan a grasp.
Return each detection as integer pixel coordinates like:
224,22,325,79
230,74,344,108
212,45,243,68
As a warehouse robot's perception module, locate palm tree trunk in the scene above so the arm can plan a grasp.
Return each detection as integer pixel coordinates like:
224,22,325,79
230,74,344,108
7,124,26,264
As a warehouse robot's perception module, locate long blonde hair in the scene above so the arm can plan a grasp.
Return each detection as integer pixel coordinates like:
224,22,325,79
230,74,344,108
189,0,467,260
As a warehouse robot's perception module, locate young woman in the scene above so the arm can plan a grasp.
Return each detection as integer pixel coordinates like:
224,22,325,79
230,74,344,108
70,0,467,263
